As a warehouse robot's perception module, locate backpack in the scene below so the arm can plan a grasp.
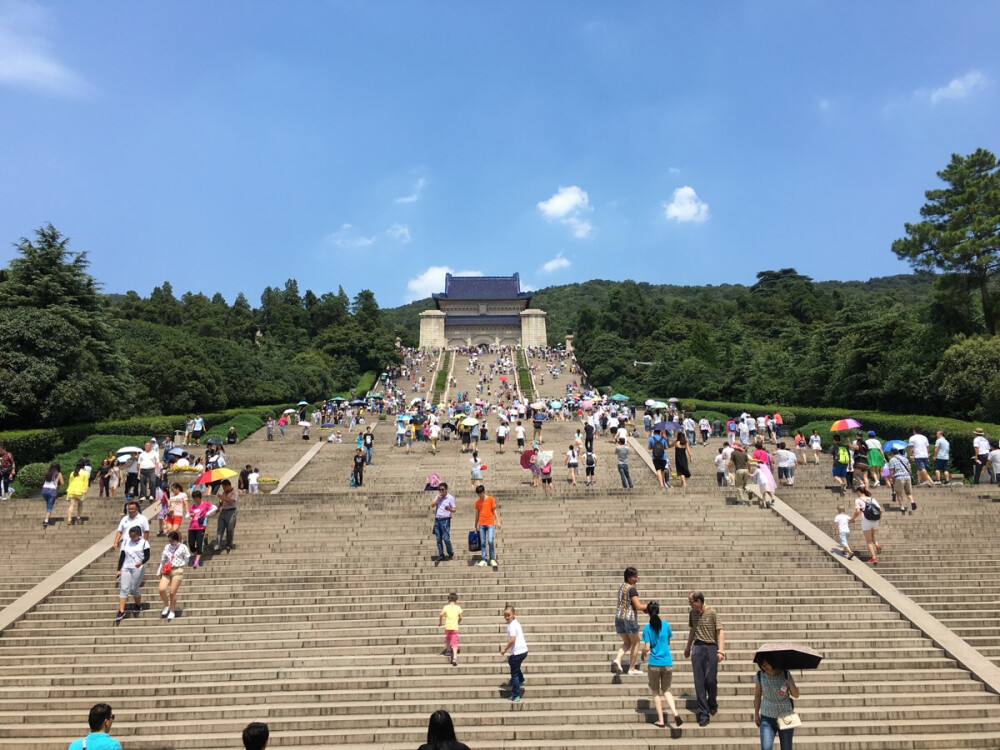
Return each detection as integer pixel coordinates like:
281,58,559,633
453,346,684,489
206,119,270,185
0,452,14,472
862,498,882,521
836,445,850,464
585,451,595,467
651,439,665,460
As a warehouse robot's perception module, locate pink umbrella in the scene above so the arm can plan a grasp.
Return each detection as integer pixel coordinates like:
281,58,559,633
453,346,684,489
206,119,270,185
581,399,593,410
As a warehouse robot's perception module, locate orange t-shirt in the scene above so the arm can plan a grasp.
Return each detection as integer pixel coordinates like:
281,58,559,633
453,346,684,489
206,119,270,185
475,495,497,526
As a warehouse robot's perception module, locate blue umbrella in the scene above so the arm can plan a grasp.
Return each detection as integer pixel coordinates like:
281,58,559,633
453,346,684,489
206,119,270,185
882,439,907,452
652,421,682,432
610,393,630,402
533,413,548,422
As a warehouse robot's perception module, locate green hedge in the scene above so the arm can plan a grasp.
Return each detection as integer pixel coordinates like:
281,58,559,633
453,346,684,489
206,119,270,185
203,413,265,443
516,350,533,399
433,352,451,404
681,398,999,479
0,405,288,470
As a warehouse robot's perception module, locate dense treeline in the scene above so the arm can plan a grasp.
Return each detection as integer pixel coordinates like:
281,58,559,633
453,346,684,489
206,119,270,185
0,225,401,429
536,269,1000,422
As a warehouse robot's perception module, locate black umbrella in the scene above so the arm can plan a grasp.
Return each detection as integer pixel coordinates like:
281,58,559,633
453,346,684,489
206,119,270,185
166,448,189,458
349,400,366,406
753,642,823,671
205,437,224,446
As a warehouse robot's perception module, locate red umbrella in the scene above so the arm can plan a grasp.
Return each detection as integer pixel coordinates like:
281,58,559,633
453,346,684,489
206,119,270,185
519,452,534,470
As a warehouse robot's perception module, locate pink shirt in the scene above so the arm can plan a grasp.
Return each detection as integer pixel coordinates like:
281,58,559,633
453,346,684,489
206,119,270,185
188,500,215,531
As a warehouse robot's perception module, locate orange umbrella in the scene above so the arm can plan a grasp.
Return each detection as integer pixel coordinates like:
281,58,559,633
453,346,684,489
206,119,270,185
194,468,237,484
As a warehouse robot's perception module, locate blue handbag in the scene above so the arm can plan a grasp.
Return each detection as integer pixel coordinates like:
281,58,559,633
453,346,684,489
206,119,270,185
468,530,481,552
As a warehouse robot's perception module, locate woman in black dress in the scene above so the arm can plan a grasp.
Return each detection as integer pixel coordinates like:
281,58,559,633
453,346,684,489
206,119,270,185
673,433,693,488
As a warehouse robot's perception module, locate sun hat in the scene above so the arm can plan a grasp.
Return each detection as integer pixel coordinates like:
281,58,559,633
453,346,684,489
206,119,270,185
974,428,985,435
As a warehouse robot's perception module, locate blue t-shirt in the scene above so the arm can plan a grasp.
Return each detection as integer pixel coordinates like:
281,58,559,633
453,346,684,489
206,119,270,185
68,734,122,750
641,622,674,667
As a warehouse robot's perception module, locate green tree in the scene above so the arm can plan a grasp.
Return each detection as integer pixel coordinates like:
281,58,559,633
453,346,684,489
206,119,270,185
0,225,135,426
892,148,1000,334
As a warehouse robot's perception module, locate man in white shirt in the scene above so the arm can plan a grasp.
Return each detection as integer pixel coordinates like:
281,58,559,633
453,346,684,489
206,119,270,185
973,428,991,484
933,430,951,485
136,442,159,500
907,427,933,486
113,500,150,549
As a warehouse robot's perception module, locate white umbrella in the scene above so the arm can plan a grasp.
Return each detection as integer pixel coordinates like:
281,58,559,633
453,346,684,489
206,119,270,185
116,446,143,455
283,408,297,414
461,417,479,427
298,421,311,427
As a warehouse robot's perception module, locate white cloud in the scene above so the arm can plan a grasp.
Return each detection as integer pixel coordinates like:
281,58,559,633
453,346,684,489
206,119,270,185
0,1,90,96
541,252,570,273
395,177,426,204
537,185,593,238
928,70,986,104
405,266,483,303
387,223,411,243
664,186,709,224
324,223,375,249
668,166,681,175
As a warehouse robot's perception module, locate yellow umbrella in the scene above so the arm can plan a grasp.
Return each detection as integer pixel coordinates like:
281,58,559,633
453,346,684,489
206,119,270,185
194,467,238,484
461,417,479,427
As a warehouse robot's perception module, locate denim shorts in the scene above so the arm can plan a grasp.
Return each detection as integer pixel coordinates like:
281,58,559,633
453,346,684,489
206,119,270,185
915,457,929,471
934,458,948,472
615,617,639,635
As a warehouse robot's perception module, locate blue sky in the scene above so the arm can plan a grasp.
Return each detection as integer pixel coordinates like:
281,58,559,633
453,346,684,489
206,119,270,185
1,1,998,308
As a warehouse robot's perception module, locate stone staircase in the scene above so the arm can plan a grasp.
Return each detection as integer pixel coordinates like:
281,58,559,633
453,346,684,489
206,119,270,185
2,408,1000,748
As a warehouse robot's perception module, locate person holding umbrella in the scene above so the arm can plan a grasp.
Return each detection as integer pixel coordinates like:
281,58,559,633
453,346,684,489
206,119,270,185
753,643,819,750
754,657,800,749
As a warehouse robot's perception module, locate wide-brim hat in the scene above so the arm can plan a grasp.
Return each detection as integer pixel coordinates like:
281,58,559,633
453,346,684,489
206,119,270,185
974,428,985,435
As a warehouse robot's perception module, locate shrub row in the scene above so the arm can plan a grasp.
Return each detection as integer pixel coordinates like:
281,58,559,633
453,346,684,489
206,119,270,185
516,351,533,399
679,398,1000,478
433,352,451,404
0,404,288,467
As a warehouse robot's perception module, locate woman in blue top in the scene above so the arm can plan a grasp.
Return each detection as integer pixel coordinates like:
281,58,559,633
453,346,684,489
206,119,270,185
641,601,683,728
754,657,799,749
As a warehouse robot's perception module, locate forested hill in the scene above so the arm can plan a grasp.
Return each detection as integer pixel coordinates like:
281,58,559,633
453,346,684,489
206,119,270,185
387,269,1000,423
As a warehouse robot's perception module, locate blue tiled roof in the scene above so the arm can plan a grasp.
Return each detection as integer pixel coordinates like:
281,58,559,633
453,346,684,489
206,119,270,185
445,315,522,326
433,273,533,302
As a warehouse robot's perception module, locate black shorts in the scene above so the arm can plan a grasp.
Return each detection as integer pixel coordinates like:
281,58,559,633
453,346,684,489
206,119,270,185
585,466,595,476
517,438,525,447
652,458,667,471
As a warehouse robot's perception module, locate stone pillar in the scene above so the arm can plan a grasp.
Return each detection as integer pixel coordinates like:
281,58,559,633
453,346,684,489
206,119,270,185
419,310,446,349
520,309,548,348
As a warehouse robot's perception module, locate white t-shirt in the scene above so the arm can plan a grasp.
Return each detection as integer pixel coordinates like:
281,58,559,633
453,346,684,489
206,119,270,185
699,419,710,431
117,513,150,537
988,449,1000,472
974,435,990,456
137,450,158,470
908,434,930,459
506,618,528,655
834,513,851,536
776,449,796,468
515,426,525,440
934,437,950,460
808,434,823,450
121,536,150,567
714,453,727,473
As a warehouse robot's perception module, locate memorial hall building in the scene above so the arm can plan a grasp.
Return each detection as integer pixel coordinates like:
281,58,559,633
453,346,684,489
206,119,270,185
418,273,547,349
